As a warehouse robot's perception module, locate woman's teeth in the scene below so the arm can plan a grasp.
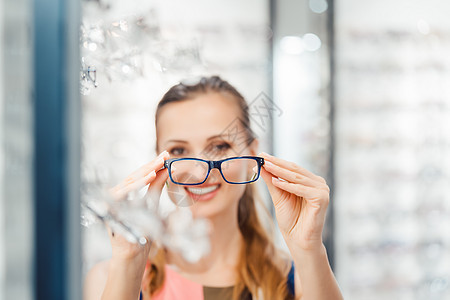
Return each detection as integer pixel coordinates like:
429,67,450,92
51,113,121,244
186,185,219,195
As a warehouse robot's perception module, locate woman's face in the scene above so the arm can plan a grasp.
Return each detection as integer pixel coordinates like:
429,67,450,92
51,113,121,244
156,92,257,219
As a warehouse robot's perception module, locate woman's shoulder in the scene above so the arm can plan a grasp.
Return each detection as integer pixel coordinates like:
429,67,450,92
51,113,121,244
83,260,110,300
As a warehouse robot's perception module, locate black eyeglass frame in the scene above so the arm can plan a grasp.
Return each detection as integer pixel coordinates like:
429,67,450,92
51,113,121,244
163,156,265,186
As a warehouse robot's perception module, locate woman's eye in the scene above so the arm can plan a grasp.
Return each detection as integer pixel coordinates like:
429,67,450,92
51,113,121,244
212,142,231,153
169,147,185,156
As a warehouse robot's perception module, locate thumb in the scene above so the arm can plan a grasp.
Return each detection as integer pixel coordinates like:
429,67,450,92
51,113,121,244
144,168,169,209
260,167,282,200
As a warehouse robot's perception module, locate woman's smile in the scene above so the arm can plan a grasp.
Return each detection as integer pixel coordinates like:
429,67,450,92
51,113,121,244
184,183,221,201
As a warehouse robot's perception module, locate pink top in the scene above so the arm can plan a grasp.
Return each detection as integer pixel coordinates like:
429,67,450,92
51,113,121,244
140,263,234,300
150,265,204,299
139,261,295,299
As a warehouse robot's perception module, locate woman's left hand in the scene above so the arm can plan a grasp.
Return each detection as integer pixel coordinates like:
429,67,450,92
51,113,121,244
259,152,330,251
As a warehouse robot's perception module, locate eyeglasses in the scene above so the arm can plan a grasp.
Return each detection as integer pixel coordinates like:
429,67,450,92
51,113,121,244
163,156,265,185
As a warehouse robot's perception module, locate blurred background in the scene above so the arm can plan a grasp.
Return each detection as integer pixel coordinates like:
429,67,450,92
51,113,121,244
1,0,450,299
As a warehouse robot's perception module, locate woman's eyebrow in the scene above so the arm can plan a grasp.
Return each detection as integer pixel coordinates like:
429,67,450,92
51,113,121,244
165,139,188,144
165,136,232,145
207,134,226,141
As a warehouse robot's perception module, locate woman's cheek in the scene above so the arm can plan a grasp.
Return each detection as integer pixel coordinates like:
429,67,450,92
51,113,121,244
223,183,246,202
166,183,194,207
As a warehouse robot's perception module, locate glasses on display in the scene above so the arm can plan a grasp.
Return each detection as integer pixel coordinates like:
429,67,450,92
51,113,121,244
164,156,265,185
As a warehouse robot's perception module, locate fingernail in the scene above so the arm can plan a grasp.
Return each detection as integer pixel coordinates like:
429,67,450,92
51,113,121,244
145,171,156,182
272,177,286,182
252,166,258,173
264,161,274,168
158,150,168,158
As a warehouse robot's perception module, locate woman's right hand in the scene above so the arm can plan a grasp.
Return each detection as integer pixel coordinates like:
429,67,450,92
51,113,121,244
108,150,170,263
84,151,171,300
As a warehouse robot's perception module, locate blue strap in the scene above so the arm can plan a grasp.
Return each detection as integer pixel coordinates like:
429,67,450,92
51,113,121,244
287,261,295,296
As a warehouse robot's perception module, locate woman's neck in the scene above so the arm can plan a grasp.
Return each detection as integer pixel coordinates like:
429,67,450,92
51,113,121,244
207,208,243,266
167,207,243,286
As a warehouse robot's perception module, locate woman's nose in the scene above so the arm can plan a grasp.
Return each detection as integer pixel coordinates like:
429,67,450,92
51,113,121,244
208,168,222,182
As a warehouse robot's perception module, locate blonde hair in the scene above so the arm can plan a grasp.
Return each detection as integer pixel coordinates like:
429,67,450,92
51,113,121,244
148,76,294,300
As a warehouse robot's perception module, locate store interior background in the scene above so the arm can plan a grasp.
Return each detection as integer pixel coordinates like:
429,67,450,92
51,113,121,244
1,0,449,299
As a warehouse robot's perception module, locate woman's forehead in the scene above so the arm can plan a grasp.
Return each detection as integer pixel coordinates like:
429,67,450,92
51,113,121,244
156,93,243,140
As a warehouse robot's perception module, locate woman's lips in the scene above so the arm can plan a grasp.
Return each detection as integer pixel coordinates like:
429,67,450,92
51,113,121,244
184,184,220,202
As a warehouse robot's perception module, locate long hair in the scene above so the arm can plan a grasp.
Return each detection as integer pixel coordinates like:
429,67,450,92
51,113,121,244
146,76,293,300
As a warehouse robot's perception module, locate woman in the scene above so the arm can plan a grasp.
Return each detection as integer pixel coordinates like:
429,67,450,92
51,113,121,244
84,76,343,300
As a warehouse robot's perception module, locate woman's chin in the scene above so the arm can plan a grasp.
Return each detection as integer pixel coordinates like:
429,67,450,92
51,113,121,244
189,199,226,220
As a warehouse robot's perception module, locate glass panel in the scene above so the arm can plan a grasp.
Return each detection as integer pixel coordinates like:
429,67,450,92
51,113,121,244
221,158,258,183
80,0,274,290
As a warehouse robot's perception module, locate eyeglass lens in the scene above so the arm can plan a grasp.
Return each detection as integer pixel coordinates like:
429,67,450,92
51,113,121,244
170,158,259,184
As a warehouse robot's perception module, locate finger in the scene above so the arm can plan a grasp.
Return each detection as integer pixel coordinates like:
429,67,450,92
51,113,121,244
260,167,283,199
112,170,157,201
106,225,119,244
123,150,169,184
271,177,329,206
111,150,170,200
260,152,325,183
106,225,113,238
106,223,140,247
127,170,157,192
263,160,323,188
145,168,170,205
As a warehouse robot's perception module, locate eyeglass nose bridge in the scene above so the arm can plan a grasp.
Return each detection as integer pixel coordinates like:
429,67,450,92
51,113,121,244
209,160,223,171
207,160,232,183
